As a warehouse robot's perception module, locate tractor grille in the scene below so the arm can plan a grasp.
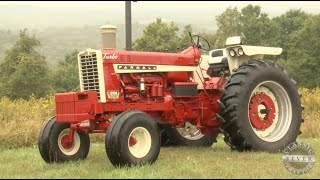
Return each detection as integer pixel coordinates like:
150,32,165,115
79,53,101,100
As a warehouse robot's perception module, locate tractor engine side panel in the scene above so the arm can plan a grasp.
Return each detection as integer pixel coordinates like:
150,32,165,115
100,50,222,129
70,48,223,133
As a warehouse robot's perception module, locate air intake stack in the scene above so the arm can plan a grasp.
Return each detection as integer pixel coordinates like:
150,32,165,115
100,25,117,49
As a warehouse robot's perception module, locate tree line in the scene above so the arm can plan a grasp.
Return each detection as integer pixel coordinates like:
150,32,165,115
133,5,320,88
0,4,319,100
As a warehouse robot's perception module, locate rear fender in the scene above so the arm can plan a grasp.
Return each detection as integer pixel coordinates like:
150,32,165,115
226,45,282,74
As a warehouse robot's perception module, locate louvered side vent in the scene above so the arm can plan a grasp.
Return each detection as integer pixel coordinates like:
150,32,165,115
79,53,101,100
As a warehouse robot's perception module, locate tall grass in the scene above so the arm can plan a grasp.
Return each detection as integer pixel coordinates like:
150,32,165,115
0,88,319,149
299,87,320,138
0,95,55,148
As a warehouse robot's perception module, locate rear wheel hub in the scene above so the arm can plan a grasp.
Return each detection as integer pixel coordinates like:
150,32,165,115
249,93,276,130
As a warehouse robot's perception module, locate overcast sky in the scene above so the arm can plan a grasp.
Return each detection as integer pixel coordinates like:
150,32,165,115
0,1,319,29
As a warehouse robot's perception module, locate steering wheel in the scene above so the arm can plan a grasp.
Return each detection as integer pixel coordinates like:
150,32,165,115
189,32,211,52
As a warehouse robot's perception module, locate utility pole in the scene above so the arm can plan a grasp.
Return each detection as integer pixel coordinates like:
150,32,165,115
125,1,132,50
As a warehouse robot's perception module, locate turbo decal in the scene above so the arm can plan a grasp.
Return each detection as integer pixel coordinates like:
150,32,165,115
103,53,118,60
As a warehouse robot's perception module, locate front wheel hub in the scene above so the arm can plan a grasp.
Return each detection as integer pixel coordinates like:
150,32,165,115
61,135,73,149
128,127,152,158
249,93,276,130
58,128,81,156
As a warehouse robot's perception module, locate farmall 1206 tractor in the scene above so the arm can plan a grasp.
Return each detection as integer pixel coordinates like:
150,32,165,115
38,31,303,167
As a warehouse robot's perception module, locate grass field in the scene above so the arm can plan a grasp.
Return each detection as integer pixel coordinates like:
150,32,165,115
0,136,318,179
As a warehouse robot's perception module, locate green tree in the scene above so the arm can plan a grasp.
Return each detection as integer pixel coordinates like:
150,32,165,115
213,5,277,47
177,24,193,51
240,5,278,46
0,29,50,99
133,18,180,52
214,7,241,47
272,9,309,60
51,50,80,93
283,15,320,88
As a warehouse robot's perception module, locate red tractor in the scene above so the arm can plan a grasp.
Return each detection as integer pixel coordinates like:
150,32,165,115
38,34,303,167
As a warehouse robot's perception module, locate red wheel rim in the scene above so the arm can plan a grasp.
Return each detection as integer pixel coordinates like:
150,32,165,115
129,136,137,147
61,135,73,149
249,93,276,130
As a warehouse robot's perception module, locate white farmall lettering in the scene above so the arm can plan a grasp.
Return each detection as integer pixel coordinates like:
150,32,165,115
117,65,157,70
103,53,118,60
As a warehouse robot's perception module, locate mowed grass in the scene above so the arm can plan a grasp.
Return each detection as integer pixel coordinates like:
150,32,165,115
0,136,318,179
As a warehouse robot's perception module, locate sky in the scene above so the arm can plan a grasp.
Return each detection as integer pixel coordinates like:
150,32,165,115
0,1,319,29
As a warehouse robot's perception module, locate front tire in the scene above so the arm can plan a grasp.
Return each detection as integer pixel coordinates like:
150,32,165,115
105,110,160,167
38,117,90,162
217,60,303,152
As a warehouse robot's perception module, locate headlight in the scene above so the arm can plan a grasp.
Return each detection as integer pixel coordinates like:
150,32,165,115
238,48,244,56
229,49,236,57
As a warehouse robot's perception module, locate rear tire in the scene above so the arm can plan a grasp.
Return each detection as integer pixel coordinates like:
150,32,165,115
105,110,160,167
217,59,303,152
38,117,90,162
